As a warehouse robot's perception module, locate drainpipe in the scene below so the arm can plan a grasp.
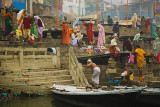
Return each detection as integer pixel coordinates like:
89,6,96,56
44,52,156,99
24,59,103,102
155,0,156,21
79,0,81,16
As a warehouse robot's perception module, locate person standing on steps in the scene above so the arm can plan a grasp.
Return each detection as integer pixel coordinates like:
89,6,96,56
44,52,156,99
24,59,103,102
112,21,120,37
145,17,151,37
62,16,73,45
141,16,146,31
123,37,132,52
151,19,157,36
97,24,105,49
83,59,101,88
5,9,13,36
23,14,32,41
133,31,144,50
34,16,45,42
135,45,146,82
132,13,137,28
110,36,119,53
83,19,94,45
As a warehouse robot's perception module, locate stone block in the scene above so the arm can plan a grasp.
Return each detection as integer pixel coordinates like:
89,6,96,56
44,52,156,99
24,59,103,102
147,81,160,88
106,69,117,74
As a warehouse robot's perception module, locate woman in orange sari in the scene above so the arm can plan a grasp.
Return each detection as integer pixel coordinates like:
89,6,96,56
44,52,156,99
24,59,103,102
62,16,73,45
135,45,145,82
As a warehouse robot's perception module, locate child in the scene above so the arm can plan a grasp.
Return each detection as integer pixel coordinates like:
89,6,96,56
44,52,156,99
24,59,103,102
119,70,133,86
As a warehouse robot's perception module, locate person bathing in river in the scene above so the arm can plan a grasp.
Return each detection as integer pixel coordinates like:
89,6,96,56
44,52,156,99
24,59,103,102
83,59,101,88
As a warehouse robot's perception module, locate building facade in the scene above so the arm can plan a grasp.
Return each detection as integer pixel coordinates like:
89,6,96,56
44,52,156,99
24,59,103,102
62,0,85,16
119,1,155,20
1,0,13,8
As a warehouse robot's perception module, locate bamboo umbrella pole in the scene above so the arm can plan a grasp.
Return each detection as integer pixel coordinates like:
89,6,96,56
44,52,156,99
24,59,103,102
155,0,156,21
56,0,59,23
97,0,98,25
127,0,128,28
4,0,5,16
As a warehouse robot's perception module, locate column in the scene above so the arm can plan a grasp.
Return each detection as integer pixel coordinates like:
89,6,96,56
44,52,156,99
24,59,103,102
29,0,33,15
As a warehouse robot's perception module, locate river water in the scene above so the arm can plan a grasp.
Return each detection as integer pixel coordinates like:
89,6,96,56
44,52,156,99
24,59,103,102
0,95,159,107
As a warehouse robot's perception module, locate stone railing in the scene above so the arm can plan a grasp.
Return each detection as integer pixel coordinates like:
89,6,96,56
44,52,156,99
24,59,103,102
0,47,60,72
69,47,89,87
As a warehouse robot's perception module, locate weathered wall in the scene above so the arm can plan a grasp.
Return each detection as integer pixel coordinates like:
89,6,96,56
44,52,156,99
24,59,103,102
0,47,61,72
1,0,12,8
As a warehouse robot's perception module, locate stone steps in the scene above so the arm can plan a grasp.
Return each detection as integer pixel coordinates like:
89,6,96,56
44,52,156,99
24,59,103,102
47,75,72,81
150,77,160,81
147,81,160,88
27,80,74,86
0,68,75,94
22,70,70,77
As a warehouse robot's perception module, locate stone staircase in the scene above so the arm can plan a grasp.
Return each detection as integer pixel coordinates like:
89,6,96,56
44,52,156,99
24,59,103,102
147,67,160,88
0,68,74,94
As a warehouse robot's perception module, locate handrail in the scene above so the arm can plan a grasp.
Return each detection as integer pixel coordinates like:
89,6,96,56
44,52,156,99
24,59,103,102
69,47,89,87
0,47,61,70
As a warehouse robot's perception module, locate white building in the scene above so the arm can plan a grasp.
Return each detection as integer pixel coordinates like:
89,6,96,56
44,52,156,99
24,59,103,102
62,0,85,16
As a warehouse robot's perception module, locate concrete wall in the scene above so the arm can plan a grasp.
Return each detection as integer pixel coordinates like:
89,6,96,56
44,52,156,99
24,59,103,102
0,47,61,72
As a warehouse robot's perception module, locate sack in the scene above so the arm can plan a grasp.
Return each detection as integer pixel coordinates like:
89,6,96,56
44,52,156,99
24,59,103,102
114,52,119,58
155,33,158,37
128,54,134,64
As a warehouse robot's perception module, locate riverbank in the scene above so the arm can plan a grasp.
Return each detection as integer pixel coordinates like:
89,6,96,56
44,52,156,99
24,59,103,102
1,93,160,107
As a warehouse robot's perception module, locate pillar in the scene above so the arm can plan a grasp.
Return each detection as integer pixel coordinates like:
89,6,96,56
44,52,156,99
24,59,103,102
27,0,33,15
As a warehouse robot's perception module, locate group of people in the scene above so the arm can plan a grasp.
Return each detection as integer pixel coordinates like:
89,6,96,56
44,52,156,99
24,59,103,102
62,17,108,50
17,11,45,42
132,13,157,37
5,7,45,42
84,39,146,87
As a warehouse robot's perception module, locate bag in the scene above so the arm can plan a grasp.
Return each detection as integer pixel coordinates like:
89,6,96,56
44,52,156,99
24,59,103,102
156,52,160,64
114,52,119,58
128,54,134,64
115,47,120,52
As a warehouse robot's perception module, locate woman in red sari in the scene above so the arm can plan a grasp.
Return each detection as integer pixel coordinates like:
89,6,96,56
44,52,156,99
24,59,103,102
83,19,93,44
145,17,151,34
62,16,73,45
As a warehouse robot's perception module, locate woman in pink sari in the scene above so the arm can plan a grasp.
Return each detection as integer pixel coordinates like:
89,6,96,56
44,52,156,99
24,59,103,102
34,16,45,42
97,24,105,48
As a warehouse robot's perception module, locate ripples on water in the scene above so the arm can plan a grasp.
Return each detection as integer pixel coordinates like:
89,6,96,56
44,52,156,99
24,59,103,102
0,95,159,107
